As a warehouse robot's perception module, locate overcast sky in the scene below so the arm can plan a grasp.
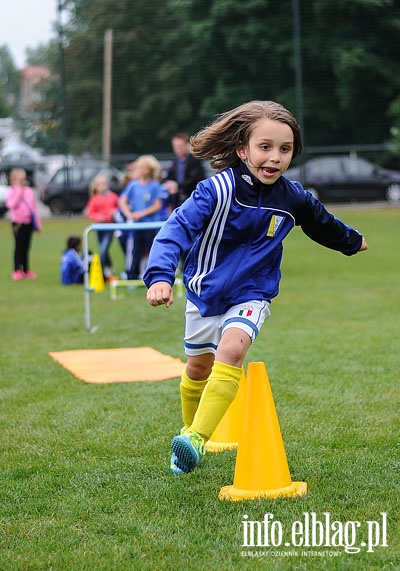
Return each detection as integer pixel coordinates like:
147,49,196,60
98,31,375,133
2,0,57,68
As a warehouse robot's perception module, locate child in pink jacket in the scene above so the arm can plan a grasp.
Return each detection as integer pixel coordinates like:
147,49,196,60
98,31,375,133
6,168,42,281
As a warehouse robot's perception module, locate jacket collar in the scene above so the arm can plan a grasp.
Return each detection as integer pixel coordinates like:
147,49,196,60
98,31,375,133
232,160,278,206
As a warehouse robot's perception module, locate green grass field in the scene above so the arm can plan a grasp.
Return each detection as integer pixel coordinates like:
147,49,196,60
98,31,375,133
0,207,398,570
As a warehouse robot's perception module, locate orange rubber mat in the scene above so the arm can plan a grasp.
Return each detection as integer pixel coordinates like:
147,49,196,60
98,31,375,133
49,346,184,383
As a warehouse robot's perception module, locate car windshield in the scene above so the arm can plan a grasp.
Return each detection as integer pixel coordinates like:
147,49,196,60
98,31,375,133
82,167,101,180
51,165,104,184
342,157,374,177
52,169,67,184
307,158,340,177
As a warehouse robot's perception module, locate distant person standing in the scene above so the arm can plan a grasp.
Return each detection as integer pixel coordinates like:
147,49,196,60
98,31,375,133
119,155,164,279
87,174,119,280
164,133,206,210
6,168,41,281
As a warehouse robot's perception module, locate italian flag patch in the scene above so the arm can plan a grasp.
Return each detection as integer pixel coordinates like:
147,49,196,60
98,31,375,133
239,309,253,317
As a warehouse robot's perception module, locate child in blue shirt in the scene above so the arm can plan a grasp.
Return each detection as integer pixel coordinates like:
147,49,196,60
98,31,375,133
61,236,85,285
119,155,165,279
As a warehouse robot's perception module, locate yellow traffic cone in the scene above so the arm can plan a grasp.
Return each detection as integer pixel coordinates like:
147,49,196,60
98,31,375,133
219,361,307,501
205,368,246,452
89,253,105,292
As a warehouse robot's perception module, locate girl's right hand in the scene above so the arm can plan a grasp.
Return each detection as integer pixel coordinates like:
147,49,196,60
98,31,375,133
359,237,368,252
146,281,174,308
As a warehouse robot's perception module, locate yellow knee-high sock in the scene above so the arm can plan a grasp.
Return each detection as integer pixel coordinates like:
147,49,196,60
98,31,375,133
190,361,242,441
180,366,208,430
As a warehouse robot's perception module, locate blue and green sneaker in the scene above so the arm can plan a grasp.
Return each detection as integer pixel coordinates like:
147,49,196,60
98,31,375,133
171,430,205,474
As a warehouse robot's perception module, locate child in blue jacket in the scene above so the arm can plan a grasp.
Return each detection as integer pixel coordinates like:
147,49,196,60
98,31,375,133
143,100,368,475
61,236,85,285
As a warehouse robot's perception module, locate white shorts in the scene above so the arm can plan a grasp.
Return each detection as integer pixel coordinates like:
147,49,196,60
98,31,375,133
184,299,270,356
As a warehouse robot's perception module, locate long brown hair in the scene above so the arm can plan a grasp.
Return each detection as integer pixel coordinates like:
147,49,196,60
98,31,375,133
190,100,302,171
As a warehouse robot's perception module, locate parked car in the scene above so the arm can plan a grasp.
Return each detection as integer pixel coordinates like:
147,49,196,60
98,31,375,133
285,155,400,204
0,146,46,187
0,184,8,217
41,161,124,214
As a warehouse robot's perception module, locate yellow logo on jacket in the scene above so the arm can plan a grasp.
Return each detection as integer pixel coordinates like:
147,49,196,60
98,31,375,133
267,215,284,237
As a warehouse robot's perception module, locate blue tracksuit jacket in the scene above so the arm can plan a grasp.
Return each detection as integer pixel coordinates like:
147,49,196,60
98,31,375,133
143,161,362,317
60,248,85,285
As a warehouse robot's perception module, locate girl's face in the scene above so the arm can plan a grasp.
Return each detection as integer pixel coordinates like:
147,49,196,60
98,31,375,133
237,118,294,185
96,177,109,193
135,159,152,180
11,172,27,186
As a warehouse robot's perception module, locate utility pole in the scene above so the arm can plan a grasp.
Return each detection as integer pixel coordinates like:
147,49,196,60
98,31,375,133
102,29,113,163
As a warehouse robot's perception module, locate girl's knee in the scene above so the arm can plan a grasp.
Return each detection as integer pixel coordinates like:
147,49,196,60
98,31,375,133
216,328,251,367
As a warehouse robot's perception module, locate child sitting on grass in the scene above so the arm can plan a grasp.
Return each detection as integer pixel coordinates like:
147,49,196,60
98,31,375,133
61,235,86,285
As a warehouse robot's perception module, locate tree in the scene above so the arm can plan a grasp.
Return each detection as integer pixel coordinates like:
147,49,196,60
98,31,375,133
45,0,400,157
0,46,20,118
300,0,400,147
17,41,63,152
